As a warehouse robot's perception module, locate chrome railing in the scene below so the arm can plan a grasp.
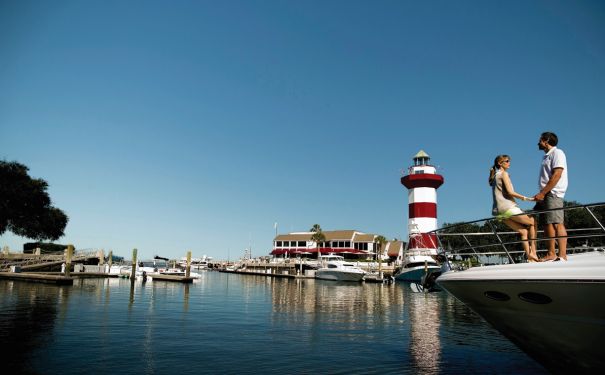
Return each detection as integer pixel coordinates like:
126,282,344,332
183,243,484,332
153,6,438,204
431,202,605,265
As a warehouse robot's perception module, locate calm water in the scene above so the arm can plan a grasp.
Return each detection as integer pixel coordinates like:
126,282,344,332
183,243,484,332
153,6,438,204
0,272,547,374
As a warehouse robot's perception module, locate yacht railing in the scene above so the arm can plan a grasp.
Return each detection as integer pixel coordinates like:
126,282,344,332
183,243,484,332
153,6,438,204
431,202,605,265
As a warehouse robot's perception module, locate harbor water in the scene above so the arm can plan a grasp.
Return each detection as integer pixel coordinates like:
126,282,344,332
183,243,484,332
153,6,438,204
1,271,547,374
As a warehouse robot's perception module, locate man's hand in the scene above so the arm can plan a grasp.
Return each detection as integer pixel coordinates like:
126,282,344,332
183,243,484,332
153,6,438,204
534,192,545,201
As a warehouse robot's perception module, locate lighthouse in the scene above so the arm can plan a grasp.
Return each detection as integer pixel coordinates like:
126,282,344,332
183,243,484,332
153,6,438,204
401,150,444,255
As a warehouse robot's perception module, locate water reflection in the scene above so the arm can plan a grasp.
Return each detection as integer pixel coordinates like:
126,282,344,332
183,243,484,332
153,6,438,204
183,283,190,312
0,273,547,375
407,292,441,373
0,281,65,374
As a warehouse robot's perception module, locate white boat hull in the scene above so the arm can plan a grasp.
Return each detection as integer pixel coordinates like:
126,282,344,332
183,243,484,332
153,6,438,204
315,269,365,282
437,251,605,373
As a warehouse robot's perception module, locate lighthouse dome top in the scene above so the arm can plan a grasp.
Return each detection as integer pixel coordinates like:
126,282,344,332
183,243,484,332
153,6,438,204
413,150,431,166
414,150,430,158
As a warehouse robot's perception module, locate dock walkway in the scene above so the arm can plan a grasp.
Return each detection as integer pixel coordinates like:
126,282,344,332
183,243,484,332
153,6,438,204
0,272,74,285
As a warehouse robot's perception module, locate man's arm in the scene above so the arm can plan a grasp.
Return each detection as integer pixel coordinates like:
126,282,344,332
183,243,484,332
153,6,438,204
534,168,563,201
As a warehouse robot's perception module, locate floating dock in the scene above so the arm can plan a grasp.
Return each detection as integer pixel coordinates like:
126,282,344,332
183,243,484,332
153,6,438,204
219,269,314,279
0,272,74,285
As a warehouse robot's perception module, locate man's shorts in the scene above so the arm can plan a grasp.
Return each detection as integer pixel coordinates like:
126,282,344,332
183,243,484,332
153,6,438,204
534,193,564,224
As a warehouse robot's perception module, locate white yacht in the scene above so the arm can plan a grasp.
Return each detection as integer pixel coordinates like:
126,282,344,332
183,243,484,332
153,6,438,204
436,202,605,373
109,260,168,277
178,255,212,270
438,250,605,372
315,255,366,282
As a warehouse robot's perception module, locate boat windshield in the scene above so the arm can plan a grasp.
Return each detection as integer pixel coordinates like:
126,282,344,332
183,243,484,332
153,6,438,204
322,255,344,261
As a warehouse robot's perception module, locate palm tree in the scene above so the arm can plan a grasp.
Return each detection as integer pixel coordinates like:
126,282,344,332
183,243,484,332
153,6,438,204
310,224,326,260
375,235,387,277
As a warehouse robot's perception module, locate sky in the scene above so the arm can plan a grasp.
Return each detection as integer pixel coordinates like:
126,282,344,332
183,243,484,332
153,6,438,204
1,0,604,261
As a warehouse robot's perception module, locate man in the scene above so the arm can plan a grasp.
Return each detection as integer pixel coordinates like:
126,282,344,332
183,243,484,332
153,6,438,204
533,132,568,261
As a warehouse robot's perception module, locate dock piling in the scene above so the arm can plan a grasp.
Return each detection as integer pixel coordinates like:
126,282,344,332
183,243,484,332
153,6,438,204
130,248,137,282
65,245,74,277
185,251,191,279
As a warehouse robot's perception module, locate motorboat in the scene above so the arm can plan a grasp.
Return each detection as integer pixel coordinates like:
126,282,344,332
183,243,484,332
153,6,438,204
160,268,186,276
109,260,168,278
438,250,605,373
315,255,366,282
393,223,443,283
157,267,202,278
178,255,212,270
435,202,605,373
393,252,442,283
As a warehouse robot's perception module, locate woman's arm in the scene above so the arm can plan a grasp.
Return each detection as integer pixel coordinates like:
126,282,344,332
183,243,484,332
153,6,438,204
501,171,532,201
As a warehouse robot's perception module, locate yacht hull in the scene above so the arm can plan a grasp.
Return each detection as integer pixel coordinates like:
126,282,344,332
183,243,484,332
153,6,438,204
394,265,441,282
315,270,365,282
437,252,605,373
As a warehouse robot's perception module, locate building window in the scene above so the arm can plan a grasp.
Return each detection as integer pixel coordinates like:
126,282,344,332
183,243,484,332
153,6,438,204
276,241,282,247
298,241,306,247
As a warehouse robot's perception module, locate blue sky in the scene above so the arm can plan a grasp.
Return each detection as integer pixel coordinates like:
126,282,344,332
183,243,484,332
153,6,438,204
2,0,604,261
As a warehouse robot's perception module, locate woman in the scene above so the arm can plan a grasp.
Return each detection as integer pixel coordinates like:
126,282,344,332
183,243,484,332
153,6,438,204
489,155,538,262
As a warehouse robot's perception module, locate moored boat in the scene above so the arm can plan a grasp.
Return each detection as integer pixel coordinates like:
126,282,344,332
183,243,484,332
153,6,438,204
436,202,605,373
393,253,441,282
178,255,212,270
315,254,366,282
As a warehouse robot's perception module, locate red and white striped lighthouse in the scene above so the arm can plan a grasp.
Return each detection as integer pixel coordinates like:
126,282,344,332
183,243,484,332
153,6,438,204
401,150,444,255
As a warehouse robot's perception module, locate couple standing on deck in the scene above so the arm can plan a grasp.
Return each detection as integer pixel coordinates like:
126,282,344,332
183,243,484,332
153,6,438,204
489,131,568,262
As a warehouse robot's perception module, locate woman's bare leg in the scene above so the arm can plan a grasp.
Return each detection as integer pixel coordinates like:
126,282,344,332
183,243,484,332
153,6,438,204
504,219,535,261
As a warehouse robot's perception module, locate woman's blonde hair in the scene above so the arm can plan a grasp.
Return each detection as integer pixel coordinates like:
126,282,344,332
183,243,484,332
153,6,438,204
488,154,510,186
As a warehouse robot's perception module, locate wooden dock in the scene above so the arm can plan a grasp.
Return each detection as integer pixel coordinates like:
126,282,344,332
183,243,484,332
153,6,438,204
219,269,314,279
0,272,74,285
220,260,394,280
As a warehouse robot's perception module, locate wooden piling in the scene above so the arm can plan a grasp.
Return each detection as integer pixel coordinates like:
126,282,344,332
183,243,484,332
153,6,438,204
65,245,74,277
185,251,191,279
130,248,137,282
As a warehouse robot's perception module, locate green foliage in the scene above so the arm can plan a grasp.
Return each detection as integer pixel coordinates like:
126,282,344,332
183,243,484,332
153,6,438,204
309,224,326,258
562,201,605,247
310,224,326,244
0,160,68,241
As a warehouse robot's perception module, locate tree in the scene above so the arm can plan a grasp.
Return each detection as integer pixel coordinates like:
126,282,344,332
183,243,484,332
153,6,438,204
0,160,68,241
374,235,387,277
310,224,326,259
374,235,387,261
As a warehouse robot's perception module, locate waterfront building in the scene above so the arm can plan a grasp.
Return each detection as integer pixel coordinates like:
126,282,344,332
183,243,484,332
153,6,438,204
270,230,404,260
